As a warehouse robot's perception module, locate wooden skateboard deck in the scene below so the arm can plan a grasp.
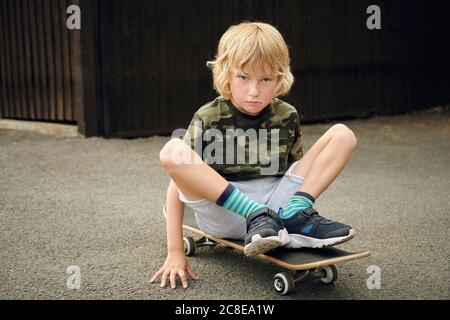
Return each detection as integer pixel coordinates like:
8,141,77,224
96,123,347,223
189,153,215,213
165,206,371,294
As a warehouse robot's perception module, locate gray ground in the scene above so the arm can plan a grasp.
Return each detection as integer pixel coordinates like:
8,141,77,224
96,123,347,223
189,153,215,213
1,109,449,300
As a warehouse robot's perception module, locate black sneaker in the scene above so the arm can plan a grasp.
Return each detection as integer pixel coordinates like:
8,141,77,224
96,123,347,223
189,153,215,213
244,207,290,257
282,208,354,248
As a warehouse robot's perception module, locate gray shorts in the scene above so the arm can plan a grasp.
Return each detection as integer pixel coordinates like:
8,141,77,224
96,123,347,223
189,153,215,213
178,161,304,240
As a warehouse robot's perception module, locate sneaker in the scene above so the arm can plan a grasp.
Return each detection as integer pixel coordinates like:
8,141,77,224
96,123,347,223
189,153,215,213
282,208,354,248
244,207,290,257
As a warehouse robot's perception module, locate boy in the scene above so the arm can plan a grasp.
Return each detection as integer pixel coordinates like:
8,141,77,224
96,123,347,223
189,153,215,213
150,22,357,289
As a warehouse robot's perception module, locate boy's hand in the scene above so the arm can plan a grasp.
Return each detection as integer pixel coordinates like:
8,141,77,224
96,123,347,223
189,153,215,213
150,252,199,289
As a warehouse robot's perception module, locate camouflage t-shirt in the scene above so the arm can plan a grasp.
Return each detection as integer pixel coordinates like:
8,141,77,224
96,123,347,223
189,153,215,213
183,96,303,181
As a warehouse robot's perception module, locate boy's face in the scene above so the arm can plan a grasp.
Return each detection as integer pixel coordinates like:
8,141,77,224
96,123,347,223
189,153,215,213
229,63,279,116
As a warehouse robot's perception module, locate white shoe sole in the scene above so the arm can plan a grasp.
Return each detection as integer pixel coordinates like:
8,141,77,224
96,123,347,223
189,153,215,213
244,229,290,257
284,229,355,249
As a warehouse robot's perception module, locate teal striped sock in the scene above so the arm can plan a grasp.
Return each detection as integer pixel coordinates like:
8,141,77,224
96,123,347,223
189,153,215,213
216,184,265,218
280,192,315,219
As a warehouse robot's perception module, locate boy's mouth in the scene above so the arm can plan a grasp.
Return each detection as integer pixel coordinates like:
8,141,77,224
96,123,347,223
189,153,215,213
245,101,262,105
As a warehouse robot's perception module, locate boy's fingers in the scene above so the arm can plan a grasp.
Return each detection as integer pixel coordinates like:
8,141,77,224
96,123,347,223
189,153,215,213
160,271,169,287
149,270,162,283
179,271,189,288
170,272,177,289
187,265,199,280
152,265,197,289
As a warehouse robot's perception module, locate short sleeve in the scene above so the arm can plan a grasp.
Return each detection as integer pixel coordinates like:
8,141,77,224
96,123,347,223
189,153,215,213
183,113,204,157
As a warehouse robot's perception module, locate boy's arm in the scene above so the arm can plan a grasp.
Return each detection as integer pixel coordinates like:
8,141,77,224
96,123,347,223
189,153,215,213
150,179,199,288
165,179,185,253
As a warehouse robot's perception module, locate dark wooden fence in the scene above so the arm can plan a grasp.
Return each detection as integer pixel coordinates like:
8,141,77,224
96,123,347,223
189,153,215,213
0,0,81,123
99,0,450,138
1,0,449,138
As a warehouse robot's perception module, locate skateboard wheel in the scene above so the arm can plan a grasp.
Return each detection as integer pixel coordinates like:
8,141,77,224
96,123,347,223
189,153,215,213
273,272,295,295
183,236,196,256
319,265,338,284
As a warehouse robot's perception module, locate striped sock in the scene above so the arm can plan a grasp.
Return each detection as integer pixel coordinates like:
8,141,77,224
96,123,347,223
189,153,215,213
279,191,315,219
216,184,265,219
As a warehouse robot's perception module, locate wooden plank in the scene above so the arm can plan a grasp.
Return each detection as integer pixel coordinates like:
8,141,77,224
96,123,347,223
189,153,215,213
21,0,36,119
101,0,116,136
158,0,168,132
35,0,50,119
8,1,20,118
60,0,73,121
51,0,64,121
28,0,43,120
0,1,8,118
139,0,154,133
11,1,22,118
78,0,100,137
122,0,134,133
153,0,161,132
69,0,83,131
4,0,15,118
126,0,137,132
135,0,145,132
14,0,29,118
43,0,56,120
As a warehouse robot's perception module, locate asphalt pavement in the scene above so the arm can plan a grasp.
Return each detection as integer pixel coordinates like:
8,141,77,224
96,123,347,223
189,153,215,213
0,108,449,300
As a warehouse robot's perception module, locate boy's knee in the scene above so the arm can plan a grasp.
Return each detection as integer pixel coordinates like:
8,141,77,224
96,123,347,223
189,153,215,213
159,138,186,167
331,124,357,148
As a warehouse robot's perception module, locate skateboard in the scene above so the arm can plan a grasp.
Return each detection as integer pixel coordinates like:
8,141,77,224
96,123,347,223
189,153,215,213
163,206,371,295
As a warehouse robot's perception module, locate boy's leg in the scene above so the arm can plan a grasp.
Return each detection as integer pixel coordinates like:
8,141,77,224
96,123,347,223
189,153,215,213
160,138,228,202
279,124,357,248
160,138,289,255
291,123,357,199
161,138,267,217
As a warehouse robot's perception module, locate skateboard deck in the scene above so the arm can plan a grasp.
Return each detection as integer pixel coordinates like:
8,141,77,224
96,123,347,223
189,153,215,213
165,205,371,294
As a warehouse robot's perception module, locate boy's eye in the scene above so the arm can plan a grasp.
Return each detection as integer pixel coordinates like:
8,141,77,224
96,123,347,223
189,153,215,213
236,75,273,82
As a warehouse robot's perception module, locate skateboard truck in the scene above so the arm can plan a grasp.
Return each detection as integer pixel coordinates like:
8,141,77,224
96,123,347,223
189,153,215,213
183,236,216,256
273,265,338,295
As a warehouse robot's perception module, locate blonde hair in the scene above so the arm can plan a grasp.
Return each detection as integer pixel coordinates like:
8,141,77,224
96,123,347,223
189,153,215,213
207,22,294,100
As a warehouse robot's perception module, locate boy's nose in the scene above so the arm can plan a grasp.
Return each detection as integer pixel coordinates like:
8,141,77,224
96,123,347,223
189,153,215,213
248,83,259,97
